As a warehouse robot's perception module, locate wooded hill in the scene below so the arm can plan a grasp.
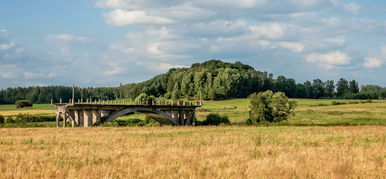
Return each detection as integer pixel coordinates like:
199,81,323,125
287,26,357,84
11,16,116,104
1,60,386,104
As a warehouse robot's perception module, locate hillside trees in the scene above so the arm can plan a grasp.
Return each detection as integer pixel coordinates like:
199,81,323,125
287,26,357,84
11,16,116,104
1,60,384,104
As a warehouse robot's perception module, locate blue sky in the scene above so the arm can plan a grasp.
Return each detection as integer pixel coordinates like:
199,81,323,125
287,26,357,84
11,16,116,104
1,0,386,88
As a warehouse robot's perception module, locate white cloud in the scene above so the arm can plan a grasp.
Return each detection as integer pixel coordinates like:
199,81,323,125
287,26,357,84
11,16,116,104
249,23,287,39
45,34,87,42
159,3,216,21
0,72,16,79
0,64,18,79
0,42,16,51
96,0,130,8
136,61,187,72
277,42,304,52
196,0,267,8
24,72,58,79
363,58,383,69
45,34,89,53
146,42,163,55
306,51,351,68
380,46,386,58
103,9,174,26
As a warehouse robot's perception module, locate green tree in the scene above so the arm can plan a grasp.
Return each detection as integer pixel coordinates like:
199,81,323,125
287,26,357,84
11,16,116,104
337,78,349,97
349,80,359,94
249,91,296,123
325,80,335,98
134,93,156,105
311,79,325,99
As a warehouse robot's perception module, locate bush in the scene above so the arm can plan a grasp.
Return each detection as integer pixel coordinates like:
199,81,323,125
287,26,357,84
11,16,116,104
5,117,15,123
331,101,347,105
248,91,296,123
5,114,56,124
144,116,160,126
112,118,145,127
202,113,230,125
0,115,4,124
15,100,33,108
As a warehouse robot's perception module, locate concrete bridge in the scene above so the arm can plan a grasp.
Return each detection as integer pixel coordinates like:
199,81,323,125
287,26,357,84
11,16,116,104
55,102,201,127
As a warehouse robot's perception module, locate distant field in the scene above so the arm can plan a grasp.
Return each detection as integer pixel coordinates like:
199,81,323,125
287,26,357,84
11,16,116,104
0,126,384,178
1,98,386,126
197,98,386,126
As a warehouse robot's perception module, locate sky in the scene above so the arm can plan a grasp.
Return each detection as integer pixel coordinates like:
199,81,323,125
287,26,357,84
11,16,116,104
1,0,386,89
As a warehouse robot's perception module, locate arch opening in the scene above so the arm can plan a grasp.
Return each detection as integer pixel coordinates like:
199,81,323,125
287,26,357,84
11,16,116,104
103,107,178,125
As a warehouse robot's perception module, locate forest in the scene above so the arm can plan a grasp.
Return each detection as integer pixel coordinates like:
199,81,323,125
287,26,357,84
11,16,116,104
1,60,386,104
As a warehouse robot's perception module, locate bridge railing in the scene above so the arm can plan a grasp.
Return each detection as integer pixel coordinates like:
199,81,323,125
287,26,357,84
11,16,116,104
55,98,203,107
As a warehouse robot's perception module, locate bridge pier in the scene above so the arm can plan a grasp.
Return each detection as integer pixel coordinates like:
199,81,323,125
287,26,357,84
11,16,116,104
83,110,92,127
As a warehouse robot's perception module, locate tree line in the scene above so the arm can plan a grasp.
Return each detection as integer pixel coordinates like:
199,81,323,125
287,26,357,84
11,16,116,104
1,60,386,104
0,86,116,104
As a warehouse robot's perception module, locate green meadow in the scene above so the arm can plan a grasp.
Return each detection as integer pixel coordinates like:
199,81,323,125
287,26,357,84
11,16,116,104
1,98,386,127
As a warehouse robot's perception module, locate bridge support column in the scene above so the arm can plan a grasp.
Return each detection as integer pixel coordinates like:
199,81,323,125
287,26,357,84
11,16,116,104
179,110,184,125
63,111,67,128
74,110,79,126
74,110,84,127
56,113,59,128
83,110,92,127
92,110,101,125
67,110,75,128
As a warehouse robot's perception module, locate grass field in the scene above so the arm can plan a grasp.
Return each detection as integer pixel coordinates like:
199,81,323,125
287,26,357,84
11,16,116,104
0,99,384,178
1,98,386,126
0,126,384,178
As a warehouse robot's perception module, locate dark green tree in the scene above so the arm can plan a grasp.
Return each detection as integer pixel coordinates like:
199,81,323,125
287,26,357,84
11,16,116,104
337,78,349,97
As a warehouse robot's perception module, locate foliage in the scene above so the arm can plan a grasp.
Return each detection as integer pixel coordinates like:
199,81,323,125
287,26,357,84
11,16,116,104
249,91,296,123
111,118,145,127
5,116,15,123
0,115,4,124
106,116,160,127
202,113,230,125
2,114,56,124
1,60,386,104
15,100,33,108
134,93,156,105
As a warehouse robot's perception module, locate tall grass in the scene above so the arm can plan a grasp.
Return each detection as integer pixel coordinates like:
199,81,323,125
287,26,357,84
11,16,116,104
0,126,384,178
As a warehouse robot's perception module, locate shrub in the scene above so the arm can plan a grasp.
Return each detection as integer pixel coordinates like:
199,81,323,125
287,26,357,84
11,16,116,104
143,116,160,126
202,113,230,125
5,117,15,123
0,115,4,124
4,114,57,124
15,100,33,108
249,91,296,123
112,118,145,127
331,101,347,105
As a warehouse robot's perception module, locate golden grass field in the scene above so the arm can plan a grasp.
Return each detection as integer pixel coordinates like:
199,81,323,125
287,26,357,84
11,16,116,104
0,99,385,178
0,126,385,178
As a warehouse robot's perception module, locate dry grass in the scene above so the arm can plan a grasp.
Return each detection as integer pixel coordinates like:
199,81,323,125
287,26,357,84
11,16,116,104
0,126,385,178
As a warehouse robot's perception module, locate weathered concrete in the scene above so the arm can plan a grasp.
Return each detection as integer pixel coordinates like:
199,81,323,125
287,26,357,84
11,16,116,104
55,104,200,127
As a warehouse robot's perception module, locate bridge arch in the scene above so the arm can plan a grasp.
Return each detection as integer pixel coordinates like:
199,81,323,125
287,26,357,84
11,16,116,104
103,107,178,125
